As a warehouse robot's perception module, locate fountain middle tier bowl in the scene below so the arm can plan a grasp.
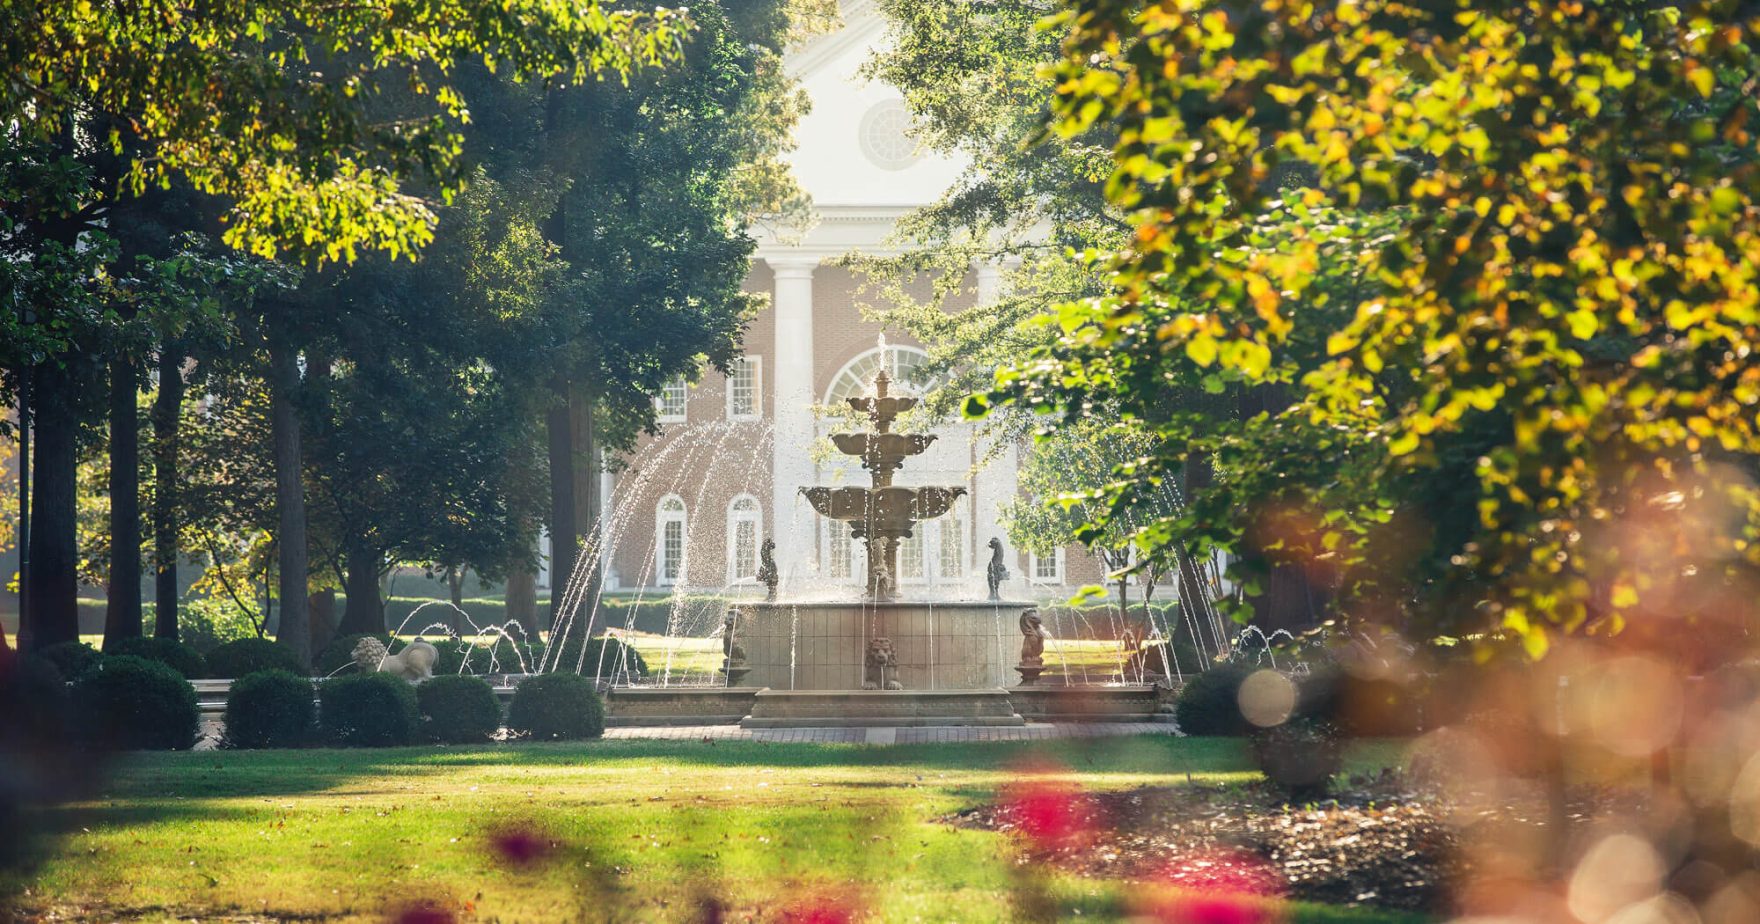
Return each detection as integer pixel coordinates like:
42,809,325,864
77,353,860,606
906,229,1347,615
829,432,936,461
800,485,968,523
725,600,1036,691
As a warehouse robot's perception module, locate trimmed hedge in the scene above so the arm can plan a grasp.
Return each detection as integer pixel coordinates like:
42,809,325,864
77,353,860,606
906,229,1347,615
9,655,73,740
103,636,208,680
31,641,103,679
507,673,604,741
545,635,648,680
431,637,545,676
71,655,199,751
1250,718,1344,799
319,672,420,747
417,675,502,743
1173,664,1255,737
206,638,306,679
223,670,316,749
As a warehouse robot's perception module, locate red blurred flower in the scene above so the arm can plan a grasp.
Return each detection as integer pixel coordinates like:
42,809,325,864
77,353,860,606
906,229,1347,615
486,824,552,868
1002,779,1096,848
781,891,861,923
1132,849,1288,924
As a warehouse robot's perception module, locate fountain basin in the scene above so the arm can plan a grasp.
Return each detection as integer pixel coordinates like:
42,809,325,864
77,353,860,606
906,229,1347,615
727,600,1034,691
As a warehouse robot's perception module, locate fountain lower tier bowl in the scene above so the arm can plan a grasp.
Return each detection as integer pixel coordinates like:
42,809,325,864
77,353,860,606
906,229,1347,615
723,600,1033,691
800,485,967,528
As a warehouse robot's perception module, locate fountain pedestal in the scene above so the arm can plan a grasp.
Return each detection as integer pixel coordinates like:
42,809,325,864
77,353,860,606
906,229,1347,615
727,601,1033,691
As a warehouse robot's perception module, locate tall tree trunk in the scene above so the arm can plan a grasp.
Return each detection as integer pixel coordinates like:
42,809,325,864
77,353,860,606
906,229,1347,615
570,380,602,608
1175,450,1214,634
339,539,384,636
269,337,311,668
103,358,143,646
308,588,337,655
151,349,184,639
25,362,80,650
546,378,577,628
505,558,540,639
13,350,31,654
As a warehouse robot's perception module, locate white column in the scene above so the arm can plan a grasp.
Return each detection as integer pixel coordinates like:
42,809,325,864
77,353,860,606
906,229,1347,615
769,257,818,580
970,259,1024,584
598,462,618,590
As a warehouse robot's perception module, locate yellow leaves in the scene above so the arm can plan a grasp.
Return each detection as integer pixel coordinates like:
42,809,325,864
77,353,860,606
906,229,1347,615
1686,60,1715,98
1185,334,1218,367
1565,309,1599,340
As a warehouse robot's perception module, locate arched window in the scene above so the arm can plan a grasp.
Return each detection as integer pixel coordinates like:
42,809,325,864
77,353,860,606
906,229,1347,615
937,498,967,580
824,345,934,407
726,495,762,583
656,495,686,586
826,526,854,581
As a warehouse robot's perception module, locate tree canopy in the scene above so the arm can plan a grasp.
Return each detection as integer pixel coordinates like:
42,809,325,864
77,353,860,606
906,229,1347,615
974,0,1760,659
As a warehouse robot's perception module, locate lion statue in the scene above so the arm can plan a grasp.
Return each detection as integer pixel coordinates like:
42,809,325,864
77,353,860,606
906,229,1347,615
352,637,438,684
862,636,903,691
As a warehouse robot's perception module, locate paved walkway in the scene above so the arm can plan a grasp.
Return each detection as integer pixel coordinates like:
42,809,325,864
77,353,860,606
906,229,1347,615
602,722,1180,744
195,719,1178,749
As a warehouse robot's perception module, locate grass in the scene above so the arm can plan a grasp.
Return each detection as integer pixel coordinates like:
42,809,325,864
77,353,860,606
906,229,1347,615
6,737,1429,923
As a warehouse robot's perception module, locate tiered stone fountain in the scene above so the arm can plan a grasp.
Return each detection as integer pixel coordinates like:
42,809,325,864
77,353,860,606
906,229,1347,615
727,368,1029,727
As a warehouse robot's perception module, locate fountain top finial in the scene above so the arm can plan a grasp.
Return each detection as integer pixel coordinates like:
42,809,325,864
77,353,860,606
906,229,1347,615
874,367,891,400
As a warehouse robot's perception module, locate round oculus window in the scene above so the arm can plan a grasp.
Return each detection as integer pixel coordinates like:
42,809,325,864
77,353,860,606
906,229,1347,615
859,100,922,170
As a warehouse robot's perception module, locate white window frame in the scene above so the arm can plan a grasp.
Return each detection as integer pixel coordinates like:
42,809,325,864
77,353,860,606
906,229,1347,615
656,495,687,587
726,356,762,421
936,500,968,582
725,494,763,583
826,526,854,581
1028,548,1065,585
898,529,928,584
655,376,688,424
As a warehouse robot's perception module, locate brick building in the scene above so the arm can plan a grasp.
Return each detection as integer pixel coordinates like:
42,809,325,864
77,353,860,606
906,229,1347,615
552,1,1102,598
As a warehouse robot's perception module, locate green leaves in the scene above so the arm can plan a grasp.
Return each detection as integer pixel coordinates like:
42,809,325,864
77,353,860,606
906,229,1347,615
973,0,1760,660
1,0,691,264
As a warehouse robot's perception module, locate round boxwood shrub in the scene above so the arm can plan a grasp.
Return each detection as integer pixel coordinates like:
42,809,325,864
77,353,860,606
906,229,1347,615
1173,663,1254,737
319,672,420,747
546,635,647,680
71,655,199,750
223,670,316,749
417,675,502,743
1250,718,1344,800
207,638,306,679
315,633,397,677
506,673,604,741
104,636,208,680
9,655,73,741
31,641,103,679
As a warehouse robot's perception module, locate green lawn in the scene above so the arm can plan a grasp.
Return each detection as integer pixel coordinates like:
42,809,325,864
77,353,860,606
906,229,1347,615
7,737,1428,923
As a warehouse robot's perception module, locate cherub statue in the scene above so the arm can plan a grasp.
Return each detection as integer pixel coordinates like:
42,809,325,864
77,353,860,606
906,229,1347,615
1016,609,1048,685
756,538,778,601
721,609,747,665
1019,609,1047,665
351,637,438,684
986,537,1010,601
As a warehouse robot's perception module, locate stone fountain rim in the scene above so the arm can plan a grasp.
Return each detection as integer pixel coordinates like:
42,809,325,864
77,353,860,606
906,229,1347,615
729,599,1037,610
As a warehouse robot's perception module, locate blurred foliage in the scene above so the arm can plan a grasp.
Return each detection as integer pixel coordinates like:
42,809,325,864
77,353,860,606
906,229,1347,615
975,0,1760,660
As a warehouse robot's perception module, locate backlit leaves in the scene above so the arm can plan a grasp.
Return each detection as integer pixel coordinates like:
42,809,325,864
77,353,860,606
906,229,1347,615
986,0,1760,656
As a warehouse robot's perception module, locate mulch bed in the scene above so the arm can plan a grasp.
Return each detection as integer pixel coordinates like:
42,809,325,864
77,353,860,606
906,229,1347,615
946,771,1459,913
